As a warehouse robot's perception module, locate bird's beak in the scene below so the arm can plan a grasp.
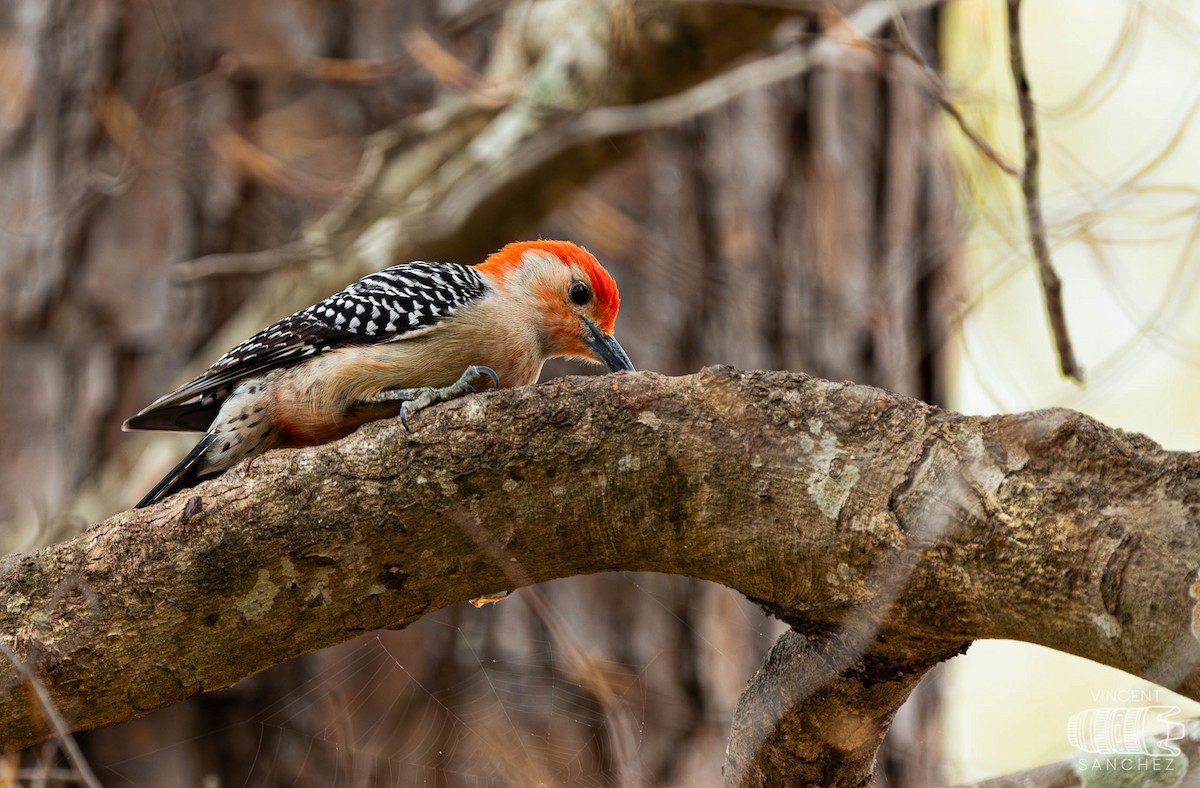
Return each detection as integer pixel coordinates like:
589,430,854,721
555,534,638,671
582,317,635,372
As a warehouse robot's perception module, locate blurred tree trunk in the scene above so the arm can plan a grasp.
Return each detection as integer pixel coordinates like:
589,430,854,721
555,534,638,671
0,1,959,785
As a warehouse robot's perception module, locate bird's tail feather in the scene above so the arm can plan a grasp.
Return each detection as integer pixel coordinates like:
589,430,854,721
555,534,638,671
135,433,216,509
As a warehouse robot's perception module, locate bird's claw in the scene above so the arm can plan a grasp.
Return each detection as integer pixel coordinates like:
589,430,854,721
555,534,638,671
475,366,500,391
390,365,498,433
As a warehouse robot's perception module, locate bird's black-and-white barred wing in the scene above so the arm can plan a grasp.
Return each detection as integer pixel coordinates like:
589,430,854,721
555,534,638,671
125,262,489,430
202,261,488,380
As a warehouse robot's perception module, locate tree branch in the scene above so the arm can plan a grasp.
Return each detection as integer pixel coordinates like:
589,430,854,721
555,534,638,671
3,368,1199,769
725,630,964,786
1008,0,1085,383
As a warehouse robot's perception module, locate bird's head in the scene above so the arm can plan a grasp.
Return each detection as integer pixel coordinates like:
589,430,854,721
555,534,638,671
478,240,634,372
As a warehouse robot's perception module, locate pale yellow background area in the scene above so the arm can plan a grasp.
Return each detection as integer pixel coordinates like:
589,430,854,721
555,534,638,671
941,0,1200,782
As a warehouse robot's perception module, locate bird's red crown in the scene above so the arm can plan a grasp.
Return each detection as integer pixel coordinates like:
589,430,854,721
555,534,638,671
478,240,621,332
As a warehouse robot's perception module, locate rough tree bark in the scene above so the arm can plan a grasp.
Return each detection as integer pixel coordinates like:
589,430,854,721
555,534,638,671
3,368,1198,785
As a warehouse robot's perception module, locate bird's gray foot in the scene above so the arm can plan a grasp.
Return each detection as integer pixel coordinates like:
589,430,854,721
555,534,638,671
362,365,499,431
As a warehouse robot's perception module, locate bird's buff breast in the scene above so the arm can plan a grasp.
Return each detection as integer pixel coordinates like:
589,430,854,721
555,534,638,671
263,328,542,444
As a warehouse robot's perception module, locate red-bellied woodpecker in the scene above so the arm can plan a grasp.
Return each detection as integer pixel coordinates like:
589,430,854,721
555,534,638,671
125,240,633,509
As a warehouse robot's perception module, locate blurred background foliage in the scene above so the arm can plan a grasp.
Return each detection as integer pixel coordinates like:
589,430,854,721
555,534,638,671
0,0,1195,785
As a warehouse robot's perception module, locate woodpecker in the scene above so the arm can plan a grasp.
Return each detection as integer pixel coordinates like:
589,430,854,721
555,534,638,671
125,240,634,509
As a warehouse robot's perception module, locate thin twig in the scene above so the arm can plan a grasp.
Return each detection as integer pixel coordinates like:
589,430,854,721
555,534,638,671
0,643,103,788
174,239,314,281
890,12,1020,177
1008,0,1085,382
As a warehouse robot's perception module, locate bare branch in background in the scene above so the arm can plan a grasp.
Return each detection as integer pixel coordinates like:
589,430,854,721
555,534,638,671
889,13,1021,177
177,240,314,281
1007,0,1085,383
210,129,347,201
173,0,936,287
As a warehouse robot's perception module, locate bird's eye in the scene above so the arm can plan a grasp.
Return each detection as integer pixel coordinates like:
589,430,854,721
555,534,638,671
569,280,591,306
